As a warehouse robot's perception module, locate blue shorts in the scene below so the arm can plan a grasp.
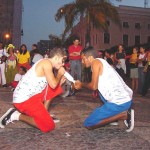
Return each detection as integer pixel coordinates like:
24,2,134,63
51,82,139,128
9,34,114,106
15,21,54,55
84,93,132,127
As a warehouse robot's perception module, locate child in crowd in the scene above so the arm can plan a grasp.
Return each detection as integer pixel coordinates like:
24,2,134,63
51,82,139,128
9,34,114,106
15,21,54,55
10,66,27,91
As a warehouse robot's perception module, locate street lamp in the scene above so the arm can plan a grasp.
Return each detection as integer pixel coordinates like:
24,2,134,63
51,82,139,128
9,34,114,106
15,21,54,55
5,33,10,39
4,33,10,46
60,9,63,13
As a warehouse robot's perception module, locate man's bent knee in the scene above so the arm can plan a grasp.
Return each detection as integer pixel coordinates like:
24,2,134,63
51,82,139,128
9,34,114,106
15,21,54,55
35,118,55,133
39,121,55,133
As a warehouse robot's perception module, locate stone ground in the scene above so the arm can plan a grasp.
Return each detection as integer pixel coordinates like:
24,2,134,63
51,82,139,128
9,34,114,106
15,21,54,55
0,84,150,150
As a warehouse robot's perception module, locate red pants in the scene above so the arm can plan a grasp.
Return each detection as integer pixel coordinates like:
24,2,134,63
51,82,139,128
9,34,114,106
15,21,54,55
14,85,63,132
18,62,31,70
11,81,19,88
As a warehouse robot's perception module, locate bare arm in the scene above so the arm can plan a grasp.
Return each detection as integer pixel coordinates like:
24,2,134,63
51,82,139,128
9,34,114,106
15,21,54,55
42,60,65,89
69,51,81,56
75,59,101,90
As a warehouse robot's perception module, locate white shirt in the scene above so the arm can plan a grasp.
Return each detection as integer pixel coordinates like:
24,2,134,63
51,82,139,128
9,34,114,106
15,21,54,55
32,54,43,63
13,60,47,103
138,53,146,67
0,49,7,57
97,58,132,105
14,73,24,81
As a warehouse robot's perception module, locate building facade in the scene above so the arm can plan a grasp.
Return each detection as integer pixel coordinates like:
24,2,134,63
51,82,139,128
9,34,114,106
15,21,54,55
0,0,22,48
71,5,150,50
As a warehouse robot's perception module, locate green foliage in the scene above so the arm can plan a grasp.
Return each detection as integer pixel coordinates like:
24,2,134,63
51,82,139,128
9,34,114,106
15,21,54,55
55,0,121,42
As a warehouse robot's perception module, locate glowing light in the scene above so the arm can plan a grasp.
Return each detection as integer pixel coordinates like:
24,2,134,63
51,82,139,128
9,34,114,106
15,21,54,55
5,34,10,39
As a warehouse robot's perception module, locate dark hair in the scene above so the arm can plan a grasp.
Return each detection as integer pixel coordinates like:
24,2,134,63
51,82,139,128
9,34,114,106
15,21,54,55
140,46,146,50
8,47,15,54
32,44,38,49
107,58,113,65
49,47,67,58
133,47,138,51
73,37,80,42
19,44,27,55
105,49,111,55
81,47,98,58
20,66,27,73
34,49,39,54
118,44,124,50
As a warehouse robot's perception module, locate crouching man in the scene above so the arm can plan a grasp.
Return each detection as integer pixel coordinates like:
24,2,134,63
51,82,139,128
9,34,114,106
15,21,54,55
74,47,134,132
0,48,67,132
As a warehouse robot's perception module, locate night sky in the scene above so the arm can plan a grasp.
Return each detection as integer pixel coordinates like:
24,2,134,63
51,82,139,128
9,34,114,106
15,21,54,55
22,0,148,49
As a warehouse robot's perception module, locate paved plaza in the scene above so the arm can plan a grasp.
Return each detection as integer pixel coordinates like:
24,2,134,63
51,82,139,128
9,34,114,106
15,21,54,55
0,84,150,150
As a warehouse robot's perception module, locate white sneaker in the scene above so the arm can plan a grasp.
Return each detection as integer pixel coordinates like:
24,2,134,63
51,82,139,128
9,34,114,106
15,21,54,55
52,117,60,123
124,109,134,132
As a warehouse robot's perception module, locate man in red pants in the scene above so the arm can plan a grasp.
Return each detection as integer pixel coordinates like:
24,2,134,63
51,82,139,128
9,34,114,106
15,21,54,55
0,48,67,132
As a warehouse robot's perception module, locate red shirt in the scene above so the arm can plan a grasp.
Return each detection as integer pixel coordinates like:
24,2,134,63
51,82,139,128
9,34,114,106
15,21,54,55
68,45,83,60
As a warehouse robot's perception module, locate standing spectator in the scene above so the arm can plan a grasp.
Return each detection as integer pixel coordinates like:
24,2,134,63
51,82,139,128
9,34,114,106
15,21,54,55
104,50,114,66
17,44,31,70
0,41,7,87
114,44,126,81
138,46,147,94
31,50,43,66
29,44,38,65
5,44,18,84
68,37,83,81
130,47,138,92
141,51,150,96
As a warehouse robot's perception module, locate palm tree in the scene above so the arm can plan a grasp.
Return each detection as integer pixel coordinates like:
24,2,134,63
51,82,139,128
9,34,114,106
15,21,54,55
55,0,122,44
49,34,78,48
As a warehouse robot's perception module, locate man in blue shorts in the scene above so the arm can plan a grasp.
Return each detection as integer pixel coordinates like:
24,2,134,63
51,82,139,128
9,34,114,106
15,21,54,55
74,47,134,132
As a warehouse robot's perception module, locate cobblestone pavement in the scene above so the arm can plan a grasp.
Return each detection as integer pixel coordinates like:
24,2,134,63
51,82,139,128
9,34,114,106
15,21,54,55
0,86,150,150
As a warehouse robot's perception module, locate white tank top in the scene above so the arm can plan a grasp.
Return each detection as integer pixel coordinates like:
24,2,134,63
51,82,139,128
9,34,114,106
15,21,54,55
13,60,47,103
97,58,133,105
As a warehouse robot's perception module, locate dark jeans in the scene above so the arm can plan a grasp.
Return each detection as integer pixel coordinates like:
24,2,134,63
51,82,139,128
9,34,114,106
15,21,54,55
142,65,150,96
115,68,126,82
138,67,145,93
70,60,82,80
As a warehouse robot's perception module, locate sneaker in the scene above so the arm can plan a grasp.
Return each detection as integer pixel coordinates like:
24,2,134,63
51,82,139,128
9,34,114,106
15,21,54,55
2,84,8,88
124,109,134,132
109,121,119,126
52,117,60,123
10,88,15,92
50,114,55,117
0,108,16,128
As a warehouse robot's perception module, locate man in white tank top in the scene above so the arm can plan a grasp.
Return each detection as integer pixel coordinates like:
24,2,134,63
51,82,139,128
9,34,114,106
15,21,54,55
0,48,67,132
74,47,134,132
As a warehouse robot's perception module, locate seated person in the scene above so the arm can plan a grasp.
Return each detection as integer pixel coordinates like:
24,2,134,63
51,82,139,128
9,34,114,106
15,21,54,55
10,66,27,90
74,47,134,132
